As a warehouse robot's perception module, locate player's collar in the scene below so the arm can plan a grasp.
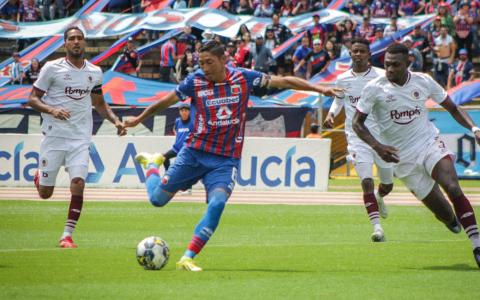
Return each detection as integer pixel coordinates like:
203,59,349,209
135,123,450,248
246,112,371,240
390,72,411,87
65,57,86,70
350,66,371,77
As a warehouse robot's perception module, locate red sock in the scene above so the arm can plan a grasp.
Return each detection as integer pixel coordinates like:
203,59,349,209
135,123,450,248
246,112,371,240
452,194,479,239
146,167,159,178
187,235,206,255
364,193,380,225
64,195,83,235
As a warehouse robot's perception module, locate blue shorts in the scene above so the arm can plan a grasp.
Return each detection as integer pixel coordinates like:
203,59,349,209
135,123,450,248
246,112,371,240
160,147,239,195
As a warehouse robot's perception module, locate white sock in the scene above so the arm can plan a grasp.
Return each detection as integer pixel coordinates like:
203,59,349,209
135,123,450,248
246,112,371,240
373,223,383,232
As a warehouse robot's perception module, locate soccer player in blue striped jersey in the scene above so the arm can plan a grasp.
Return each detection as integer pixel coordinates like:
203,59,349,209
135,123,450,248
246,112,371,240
125,40,342,271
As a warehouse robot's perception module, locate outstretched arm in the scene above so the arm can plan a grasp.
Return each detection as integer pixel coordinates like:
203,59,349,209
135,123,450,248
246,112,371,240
353,110,399,163
269,75,343,97
124,91,180,128
440,96,480,145
91,93,126,136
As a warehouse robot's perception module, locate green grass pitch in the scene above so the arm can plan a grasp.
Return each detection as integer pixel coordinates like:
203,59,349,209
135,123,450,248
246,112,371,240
1,200,479,299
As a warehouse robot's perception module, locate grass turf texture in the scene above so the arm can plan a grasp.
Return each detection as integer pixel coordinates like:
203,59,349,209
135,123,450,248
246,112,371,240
1,200,479,299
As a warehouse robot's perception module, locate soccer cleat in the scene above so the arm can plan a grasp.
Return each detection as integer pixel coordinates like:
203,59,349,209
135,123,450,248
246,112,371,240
445,217,462,234
473,247,480,268
34,169,40,190
371,229,386,242
59,236,78,248
375,191,388,219
176,257,202,272
135,152,165,169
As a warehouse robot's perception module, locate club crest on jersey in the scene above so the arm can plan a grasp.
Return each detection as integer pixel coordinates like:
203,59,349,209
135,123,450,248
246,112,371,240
411,90,421,100
231,85,240,95
63,74,72,81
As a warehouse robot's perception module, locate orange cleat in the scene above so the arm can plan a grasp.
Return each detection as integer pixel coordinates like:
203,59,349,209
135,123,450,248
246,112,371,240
59,236,78,248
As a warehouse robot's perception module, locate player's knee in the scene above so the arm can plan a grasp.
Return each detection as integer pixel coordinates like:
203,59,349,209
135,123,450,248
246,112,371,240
379,183,393,195
444,182,462,198
39,188,54,199
361,178,374,193
149,189,172,207
207,189,228,210
70,177,85,194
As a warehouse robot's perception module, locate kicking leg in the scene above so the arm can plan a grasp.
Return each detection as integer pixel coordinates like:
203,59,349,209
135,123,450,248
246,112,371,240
432,156,480,266
177,188,229,271
421,184,460,233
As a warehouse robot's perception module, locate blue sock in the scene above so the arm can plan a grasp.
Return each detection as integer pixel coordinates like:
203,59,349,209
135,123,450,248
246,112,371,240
145,164,160,199
184,189,228,258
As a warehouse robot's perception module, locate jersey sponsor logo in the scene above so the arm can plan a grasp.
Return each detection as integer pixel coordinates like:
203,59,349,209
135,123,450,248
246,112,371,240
348,95,360,105
208,106,239,126
64,86,91,100
216,105,232,120
206,96,239,107
177,128,190,133
390,106,421,125
63,74,72,81
197,89,214,97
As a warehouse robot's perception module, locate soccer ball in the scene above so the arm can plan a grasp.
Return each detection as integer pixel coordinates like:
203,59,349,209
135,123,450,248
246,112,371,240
136,236,170,270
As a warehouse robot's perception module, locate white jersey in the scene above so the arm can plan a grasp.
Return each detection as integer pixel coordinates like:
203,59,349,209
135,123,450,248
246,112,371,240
34,57,103,140
333,66,384,145
357,72,447,161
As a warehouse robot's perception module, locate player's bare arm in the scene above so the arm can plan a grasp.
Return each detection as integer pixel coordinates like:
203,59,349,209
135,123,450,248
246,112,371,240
28,86,71,120
323,98,344,128
268,75,343,97
440,96,480,144
353,110,399,163
91,92,127,136
124,91,179,128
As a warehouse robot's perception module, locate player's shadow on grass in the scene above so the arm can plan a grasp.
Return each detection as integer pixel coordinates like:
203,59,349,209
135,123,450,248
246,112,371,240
407,264,477,272
208,268,313,273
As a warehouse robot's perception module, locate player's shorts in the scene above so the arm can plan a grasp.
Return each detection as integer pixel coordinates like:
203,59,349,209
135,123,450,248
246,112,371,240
347,141,393,183
395,137,454,201
38,136,90,186
160,147,239,195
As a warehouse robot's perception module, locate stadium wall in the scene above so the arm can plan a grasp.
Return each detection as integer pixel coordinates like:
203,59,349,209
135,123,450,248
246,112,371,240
0,135,331,191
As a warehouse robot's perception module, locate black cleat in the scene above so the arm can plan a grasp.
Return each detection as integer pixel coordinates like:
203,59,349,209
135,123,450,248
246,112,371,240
446,217,462,234
474,247,480,268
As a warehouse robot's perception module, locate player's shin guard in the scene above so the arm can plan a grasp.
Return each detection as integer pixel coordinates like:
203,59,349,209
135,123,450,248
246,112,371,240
364,193,380,226
452,193,480,249
63,194,83,237
184,190,228,258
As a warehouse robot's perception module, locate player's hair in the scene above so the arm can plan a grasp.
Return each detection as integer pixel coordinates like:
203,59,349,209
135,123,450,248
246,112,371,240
386,43,409,57
64,26,85,41
199,40,225,58
351,37,370,51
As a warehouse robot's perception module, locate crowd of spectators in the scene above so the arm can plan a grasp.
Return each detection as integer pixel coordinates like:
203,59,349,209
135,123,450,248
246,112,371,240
116,0,479,91
3,0,479,90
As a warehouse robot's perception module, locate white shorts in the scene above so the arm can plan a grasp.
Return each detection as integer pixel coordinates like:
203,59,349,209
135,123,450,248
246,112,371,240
395,137,454,201
347,141,394,183
38,136,91,186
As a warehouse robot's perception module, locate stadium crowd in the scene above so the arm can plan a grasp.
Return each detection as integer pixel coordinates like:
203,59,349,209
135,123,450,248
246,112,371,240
5,0,480,89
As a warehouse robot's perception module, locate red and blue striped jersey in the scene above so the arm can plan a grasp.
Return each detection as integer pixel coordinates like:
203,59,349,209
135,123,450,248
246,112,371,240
160,41,176,67
175,67,269,159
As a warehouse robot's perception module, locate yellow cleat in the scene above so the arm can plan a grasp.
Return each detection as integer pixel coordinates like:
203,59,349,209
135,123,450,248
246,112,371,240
135,152,165,169
151,152,165,167
176,257,203,272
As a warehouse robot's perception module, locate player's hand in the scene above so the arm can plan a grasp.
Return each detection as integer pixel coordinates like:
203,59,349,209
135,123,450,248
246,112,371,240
323,114,335,129
115,120,127,136
50,108,70,120
374,144,400,163
320,87,345,98
124,117,140,128
475,130,480,146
